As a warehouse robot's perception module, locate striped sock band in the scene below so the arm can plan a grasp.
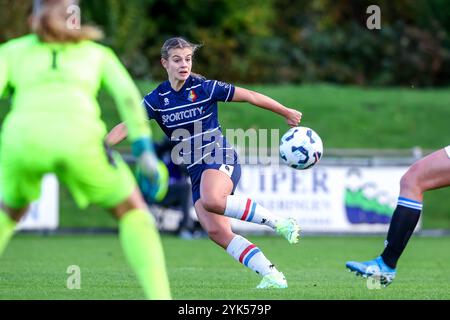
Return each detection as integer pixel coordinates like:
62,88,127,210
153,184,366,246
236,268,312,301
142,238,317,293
238,244,260,267
226,235,277,276
240,198,257,222
224,195,280,228
397,197,423,211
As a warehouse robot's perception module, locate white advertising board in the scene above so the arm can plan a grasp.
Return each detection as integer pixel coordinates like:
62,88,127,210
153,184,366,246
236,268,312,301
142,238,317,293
0,174,59,230
232,165,419,233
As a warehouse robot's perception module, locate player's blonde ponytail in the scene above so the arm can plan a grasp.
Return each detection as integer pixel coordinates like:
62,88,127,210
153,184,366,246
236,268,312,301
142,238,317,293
32,0,103,43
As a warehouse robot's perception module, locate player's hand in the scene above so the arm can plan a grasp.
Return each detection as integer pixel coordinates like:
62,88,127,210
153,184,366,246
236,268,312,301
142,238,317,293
284,108,302,127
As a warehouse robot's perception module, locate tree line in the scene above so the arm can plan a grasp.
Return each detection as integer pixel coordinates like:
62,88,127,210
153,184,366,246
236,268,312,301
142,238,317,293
1,0,450,86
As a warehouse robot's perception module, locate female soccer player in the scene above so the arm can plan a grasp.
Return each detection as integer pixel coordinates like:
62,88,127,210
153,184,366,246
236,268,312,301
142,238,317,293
107,37,303,289
0,0,170,299
346,146,450,286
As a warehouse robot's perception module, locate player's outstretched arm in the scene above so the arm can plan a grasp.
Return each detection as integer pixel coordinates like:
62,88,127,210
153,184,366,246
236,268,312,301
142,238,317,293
106,122,128,146
101,47,151,143
231,86,302,127
100,48,159,180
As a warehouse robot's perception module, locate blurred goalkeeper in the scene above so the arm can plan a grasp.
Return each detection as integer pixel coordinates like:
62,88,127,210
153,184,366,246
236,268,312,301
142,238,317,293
0,0,170,299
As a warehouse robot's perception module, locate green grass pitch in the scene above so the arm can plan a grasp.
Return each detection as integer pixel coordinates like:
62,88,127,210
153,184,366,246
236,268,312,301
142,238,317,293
1,234,449,300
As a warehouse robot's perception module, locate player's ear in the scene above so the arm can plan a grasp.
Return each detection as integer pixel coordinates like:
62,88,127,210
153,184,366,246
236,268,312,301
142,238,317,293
161,58,167,69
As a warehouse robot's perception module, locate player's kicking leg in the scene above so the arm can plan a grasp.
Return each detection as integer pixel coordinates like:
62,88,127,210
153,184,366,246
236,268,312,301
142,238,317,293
195,200,287,289
200,169,300,244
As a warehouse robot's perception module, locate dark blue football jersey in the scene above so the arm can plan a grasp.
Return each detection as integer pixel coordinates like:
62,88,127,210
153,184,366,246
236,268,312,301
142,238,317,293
142,75,235,167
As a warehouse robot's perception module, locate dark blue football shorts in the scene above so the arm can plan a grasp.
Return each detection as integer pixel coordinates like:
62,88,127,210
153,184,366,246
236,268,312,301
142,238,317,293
186,148,241,205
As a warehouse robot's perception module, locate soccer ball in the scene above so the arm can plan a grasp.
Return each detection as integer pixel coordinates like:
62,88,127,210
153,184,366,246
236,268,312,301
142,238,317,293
279,126,323,170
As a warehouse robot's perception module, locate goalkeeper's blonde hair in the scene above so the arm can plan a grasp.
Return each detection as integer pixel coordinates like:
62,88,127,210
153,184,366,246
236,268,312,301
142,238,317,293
32,0,103,43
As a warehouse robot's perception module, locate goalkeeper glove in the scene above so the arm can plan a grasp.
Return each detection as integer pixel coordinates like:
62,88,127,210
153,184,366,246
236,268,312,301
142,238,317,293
135,160,169,203
131,137,169,202
131,137,159,180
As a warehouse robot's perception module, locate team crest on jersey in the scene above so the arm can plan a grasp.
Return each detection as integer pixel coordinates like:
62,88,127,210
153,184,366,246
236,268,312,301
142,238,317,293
188,90,198,102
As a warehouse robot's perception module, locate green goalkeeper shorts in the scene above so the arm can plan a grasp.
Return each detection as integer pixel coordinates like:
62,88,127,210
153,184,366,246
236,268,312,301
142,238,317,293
0,120,135,210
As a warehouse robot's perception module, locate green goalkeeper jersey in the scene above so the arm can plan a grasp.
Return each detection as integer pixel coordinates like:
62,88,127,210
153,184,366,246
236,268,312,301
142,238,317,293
0,34,150,142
